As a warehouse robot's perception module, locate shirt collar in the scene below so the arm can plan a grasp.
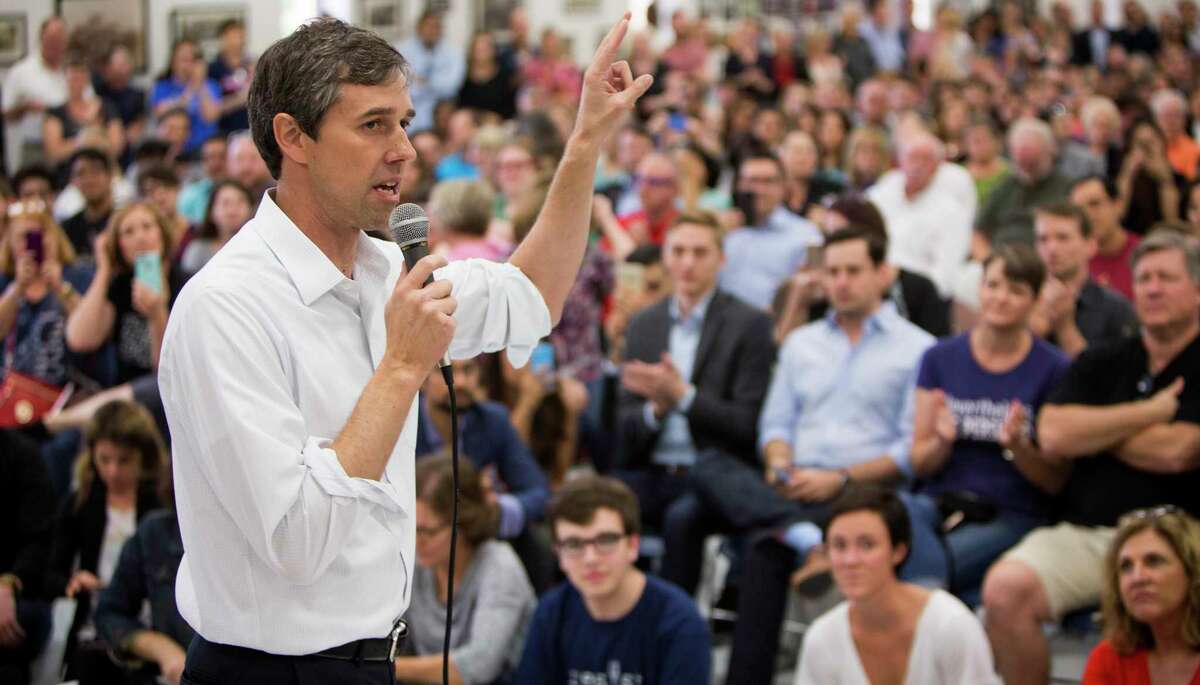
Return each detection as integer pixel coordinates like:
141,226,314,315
822,300,899,336
251,189,393,306
669,288,716,326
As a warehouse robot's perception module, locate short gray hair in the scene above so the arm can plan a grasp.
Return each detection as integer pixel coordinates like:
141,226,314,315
1007,117,1056,152
1151,89,1188,117
1131,229,1200,282
248,17,411,179
429,180,494,237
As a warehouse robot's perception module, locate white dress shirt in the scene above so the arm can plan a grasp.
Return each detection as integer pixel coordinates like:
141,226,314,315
1,53,67,173
867,163,976,299
159,191,550,655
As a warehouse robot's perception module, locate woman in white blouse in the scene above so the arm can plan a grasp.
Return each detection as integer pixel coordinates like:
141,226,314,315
795,486,1000,685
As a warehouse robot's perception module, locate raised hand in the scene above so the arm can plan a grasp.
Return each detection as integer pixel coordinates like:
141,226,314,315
572,12,654,145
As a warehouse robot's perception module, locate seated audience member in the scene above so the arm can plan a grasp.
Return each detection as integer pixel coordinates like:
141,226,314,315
397,456,534,685
0,199,90,390
615,211,775,594
1082,507,1200,684
904,244,1071,606
418,355,553,592
1073,175,1143,301
1118,120,1186,236
606,244,668,365
1031,202,1138,357
208,19,252,136
429,179,509,262
92,45,147,148
976,117,1072,248
66,202,183,385
984,230,1200,685
149,110,192,174
178,180,252,275
94,464,193,685
516,476,712,684
177,135,228,225
12,166,56,207
41,54,124,176
866,131,975,298
137,165,189,247
225,131,273,204
726,227,935,685
46,400,165,681
60,148,116,260
775,194,949,340
150,40,220,158
0,430,56,685
721,150,823,310
795,486,1001,684
592,153,681,261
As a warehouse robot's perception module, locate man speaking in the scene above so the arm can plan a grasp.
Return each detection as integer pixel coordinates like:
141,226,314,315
157,15,650,684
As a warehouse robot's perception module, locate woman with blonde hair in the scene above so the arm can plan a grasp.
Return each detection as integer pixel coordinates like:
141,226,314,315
843,125,891,191
45,399,166,681
1083,507,1200,684
0,199,89,390
66,202,182,384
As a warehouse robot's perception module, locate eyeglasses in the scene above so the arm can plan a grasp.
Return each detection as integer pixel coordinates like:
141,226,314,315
6,199,48,218
1119,505,1182,527
554,532,627,559
634,175,677,188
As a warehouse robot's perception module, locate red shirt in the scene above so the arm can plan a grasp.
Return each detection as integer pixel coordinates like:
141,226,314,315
616,207,679,247
1083,639,1200,685
1090,232,1141,302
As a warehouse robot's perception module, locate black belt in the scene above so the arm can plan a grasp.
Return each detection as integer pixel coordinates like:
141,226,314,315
313,619,407,663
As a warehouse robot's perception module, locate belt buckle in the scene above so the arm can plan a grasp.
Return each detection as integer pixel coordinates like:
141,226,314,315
387,619,407,661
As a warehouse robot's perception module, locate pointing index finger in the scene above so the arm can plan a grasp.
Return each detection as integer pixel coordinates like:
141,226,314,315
591,12,632,73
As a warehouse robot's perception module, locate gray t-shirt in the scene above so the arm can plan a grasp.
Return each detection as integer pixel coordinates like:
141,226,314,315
403,540,535,684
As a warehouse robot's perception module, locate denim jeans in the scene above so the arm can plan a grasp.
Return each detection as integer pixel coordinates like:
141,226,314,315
899,491,1044,607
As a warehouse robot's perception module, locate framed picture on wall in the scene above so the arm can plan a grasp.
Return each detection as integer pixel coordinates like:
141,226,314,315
170,6,247,62
0,14,27,67
56,0,148,73
359,0,405,42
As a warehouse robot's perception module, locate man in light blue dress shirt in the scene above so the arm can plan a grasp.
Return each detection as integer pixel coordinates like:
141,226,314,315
725,226,935,685
394,11,465,133
721,151,823,311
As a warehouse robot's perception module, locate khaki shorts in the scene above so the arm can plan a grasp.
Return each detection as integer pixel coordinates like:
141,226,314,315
1001,521,1117,620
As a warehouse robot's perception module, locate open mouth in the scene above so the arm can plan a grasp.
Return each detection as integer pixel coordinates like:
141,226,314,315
372,181,400,202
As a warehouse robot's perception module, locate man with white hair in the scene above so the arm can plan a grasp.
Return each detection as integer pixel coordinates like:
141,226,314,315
976,117,1072,247
226,130,272,203
1152,89,1200,181
866,131,975,298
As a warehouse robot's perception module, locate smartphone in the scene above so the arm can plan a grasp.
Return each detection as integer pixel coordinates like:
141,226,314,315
530,340,557,389
804,245,824,269
24,230,44,265
134,252,163,294
668,111,687,132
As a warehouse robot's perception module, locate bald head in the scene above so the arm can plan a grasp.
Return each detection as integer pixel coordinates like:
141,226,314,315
1007,118,1057,182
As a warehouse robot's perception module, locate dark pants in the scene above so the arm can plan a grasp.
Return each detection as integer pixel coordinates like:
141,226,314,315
0,598,51,685
614,467,725,594
181,636,394,685
725,495,832,685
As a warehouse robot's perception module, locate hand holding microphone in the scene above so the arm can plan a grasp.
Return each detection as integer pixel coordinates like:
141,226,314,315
383,203,455,378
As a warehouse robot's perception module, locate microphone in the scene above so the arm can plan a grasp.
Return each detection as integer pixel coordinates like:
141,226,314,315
388,203,451,370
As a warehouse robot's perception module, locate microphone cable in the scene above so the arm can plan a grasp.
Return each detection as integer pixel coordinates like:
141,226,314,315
440,364,457,685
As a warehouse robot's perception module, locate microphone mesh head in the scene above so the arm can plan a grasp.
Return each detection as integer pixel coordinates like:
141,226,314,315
388,203,428,246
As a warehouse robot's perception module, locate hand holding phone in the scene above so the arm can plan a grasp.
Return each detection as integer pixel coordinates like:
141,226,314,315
134,252,163,295
24,231,44,266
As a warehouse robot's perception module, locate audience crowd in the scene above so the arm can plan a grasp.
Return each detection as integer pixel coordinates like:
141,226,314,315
3,1,1200,683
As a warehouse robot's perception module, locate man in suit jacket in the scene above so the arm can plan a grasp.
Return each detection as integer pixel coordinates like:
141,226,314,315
615,210,776,593
1071,0,1112,69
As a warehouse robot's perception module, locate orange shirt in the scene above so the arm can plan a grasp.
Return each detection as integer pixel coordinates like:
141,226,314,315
1167,134,1200,181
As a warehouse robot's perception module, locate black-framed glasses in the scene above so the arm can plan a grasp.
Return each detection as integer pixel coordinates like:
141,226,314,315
1119,505,1181,527
554,532,627,559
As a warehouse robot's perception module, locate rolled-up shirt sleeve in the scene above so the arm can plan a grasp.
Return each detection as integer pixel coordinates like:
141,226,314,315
160,288,399,587
437,259,552,368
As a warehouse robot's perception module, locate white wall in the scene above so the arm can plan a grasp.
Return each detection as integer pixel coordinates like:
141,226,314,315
0,0,55,81
525,0,638,65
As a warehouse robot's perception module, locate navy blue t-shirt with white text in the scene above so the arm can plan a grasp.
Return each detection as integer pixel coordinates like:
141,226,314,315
516,574,711,685
915,333,1069,516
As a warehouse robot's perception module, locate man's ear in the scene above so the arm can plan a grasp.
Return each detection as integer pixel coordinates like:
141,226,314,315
273,112,310,169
